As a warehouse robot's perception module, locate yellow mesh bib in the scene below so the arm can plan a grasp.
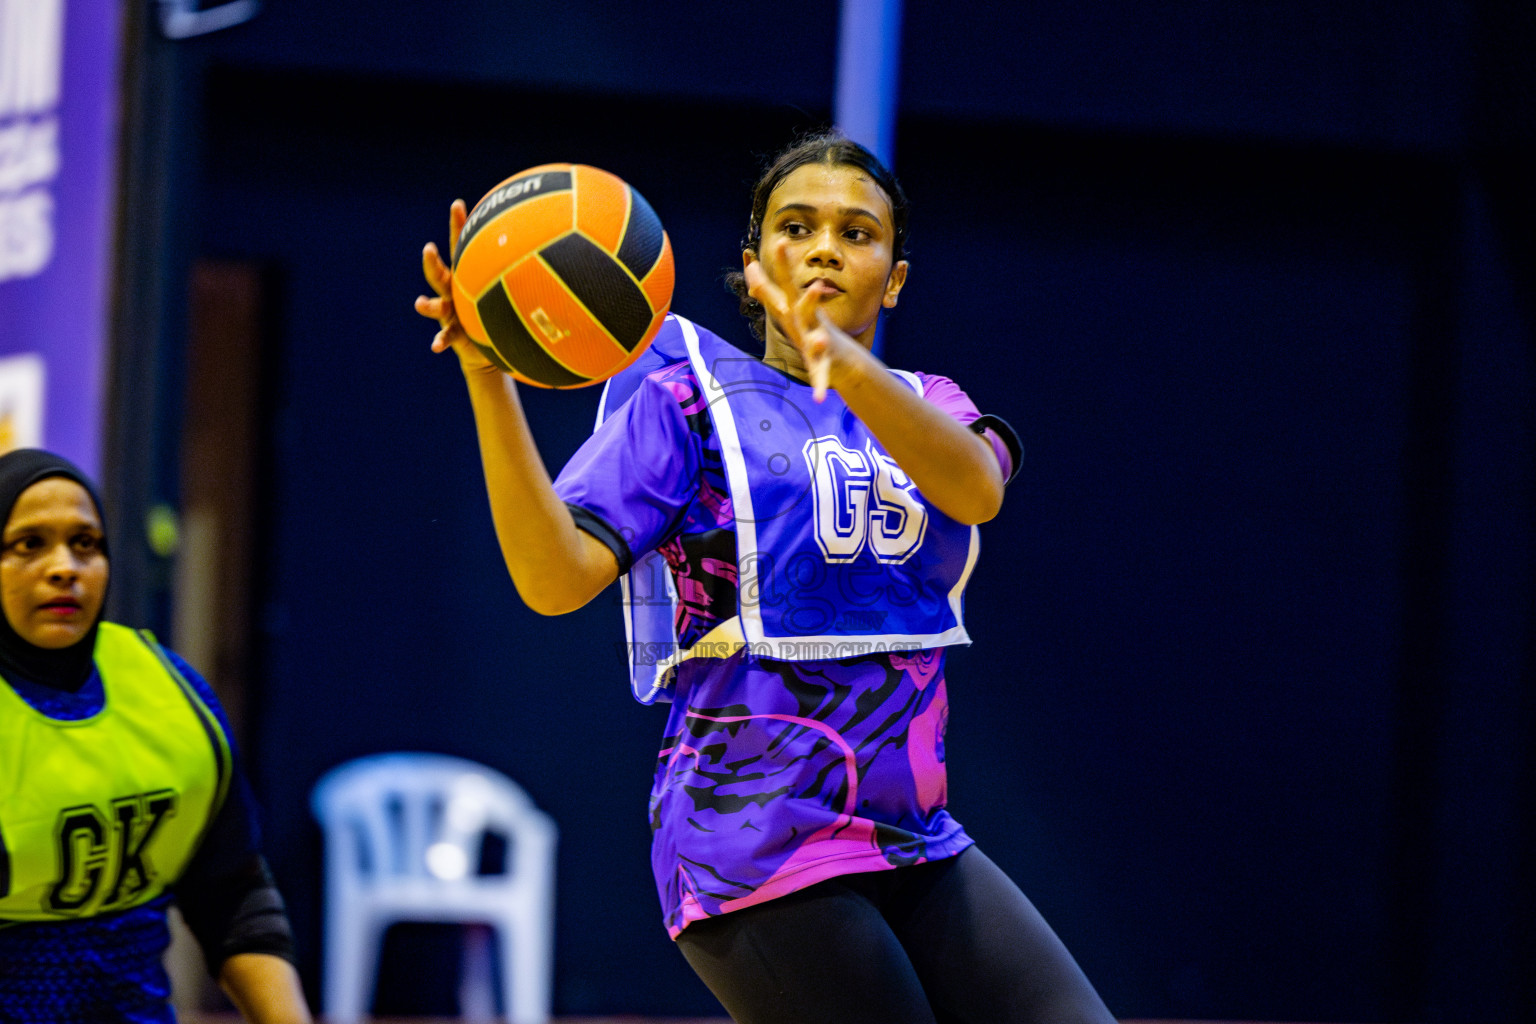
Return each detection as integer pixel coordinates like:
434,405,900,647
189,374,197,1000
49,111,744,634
0,623,231,922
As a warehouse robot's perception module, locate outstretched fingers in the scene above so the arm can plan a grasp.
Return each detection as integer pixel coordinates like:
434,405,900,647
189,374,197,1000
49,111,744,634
419,198,468,305
803,310,847,402
744,260,789,333
745,258,836,401
417,243,456,332
420,242,450,298
745,259,820,346
413,293,444,320
409,197,497,371
416,200,474,354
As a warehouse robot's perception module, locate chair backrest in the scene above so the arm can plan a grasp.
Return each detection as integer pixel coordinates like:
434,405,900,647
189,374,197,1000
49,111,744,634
311,752,553,893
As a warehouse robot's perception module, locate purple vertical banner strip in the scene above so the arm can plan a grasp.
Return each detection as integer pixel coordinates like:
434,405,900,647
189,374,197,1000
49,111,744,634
0,0,123,480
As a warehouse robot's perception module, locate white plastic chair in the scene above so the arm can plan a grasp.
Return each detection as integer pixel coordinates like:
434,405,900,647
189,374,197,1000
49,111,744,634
311,752,557,1024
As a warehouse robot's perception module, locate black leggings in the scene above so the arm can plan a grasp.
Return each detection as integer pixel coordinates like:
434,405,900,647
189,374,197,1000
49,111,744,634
675,846,1116,1024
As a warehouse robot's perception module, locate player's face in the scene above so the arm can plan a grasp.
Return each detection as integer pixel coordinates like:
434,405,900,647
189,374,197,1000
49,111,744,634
752,162,908,348
1,478,108,649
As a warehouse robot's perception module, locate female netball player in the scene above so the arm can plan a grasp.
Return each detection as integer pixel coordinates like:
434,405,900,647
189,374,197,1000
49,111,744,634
415,132,1115,1024
0,449,310,1024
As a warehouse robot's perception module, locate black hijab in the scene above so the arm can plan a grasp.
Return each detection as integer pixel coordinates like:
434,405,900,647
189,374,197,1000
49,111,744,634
0,449,108,691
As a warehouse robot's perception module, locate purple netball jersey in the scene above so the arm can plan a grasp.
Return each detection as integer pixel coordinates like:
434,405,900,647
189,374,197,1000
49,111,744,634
555,321,1012,937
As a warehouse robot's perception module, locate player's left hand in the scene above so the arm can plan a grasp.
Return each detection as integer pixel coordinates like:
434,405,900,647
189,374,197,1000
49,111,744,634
414,199,498,374
744,258,859,402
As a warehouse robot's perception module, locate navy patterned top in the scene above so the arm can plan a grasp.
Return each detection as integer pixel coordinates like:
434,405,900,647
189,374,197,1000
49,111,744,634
0,648,290,1024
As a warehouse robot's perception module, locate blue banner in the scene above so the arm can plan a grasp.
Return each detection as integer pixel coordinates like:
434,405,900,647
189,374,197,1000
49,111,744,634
0,0,122,478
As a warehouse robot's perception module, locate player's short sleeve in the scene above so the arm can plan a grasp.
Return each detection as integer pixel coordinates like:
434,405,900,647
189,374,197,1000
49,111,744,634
916,372,1023,484
553,373,702,573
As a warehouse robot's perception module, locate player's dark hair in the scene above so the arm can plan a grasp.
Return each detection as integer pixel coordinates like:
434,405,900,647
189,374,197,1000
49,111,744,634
725,131,910,341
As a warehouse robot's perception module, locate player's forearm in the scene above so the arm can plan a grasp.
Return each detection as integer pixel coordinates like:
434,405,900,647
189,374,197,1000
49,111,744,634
218,953,311,1024
832,348,1005,525
462,366,618,613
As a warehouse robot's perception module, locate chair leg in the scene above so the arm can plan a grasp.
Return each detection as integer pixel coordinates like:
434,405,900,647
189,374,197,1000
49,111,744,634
459,923,497,1022
325,907,379,1024
500,916,551,1024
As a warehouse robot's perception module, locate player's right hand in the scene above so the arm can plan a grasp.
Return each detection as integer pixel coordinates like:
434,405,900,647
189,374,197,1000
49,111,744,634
414,199,498,373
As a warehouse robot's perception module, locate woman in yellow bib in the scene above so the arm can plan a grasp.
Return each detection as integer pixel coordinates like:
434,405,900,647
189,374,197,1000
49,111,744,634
0,449,311,1024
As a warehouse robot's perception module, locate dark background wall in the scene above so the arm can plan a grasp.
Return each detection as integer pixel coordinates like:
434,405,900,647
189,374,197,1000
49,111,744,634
110,1,1534,1021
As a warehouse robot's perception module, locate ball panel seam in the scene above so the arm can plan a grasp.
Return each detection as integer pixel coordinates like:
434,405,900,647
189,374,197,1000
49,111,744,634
456,168,574,267
538,233,658,353
474,281,590,388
